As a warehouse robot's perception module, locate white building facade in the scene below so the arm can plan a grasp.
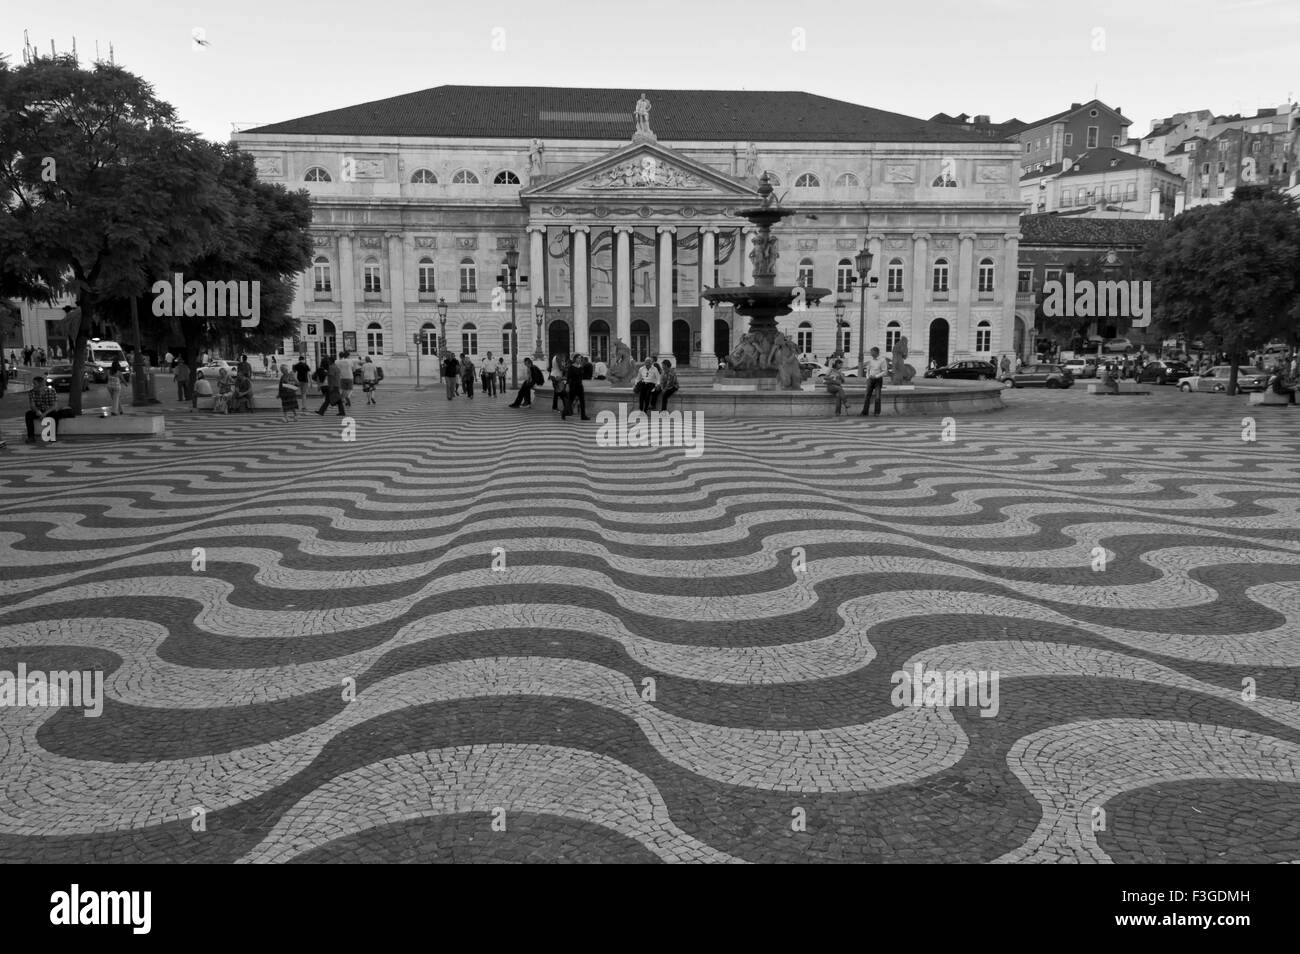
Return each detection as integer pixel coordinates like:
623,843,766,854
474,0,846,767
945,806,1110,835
234,86,1028,373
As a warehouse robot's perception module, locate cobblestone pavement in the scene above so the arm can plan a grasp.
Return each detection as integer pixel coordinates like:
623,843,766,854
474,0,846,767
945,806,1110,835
1,384,1298,863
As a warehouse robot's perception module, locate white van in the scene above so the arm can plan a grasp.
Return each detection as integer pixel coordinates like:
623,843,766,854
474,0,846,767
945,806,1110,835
85,339,130,383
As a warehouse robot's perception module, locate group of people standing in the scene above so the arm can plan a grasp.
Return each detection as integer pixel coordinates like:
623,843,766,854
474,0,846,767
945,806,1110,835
441,351,508,401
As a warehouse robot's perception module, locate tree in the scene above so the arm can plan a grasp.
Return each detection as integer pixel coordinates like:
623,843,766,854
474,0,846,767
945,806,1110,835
0,55,312,412
1141,186,1300,394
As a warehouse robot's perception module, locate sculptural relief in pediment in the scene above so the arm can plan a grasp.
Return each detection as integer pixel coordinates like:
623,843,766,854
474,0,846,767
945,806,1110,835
584,155,707,190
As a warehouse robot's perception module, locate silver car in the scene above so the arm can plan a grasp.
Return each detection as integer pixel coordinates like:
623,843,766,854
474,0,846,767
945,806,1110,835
1178,365,1268,393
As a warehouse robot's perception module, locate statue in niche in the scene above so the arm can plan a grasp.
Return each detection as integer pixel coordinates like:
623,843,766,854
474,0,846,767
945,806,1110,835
608,338,637,385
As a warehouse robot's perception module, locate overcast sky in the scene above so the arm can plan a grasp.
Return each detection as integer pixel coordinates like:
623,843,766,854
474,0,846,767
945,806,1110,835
8,0,1298,143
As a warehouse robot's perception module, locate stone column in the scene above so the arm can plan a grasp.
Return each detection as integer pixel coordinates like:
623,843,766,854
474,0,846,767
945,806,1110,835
614,226,633,346
698,228,717,369
386,232,409,373
338,231,357,344
957,232,977,314
656,226,675,361
528,226,546,355
910,231,929,333
1004,231,1023,359
571,226,590,358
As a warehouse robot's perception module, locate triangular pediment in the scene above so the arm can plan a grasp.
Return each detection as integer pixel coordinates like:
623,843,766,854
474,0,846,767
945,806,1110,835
521,141,761,202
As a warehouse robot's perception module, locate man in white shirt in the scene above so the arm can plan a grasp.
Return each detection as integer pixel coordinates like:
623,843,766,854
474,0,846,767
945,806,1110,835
860,347,889,416
636,357,660,413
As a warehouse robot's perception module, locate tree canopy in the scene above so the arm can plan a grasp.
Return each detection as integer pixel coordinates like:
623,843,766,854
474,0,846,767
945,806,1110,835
1141,185,1300,393
1,54,312,411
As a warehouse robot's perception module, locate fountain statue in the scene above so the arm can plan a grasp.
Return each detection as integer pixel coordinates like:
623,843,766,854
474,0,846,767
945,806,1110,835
702,173,831,390
891,335,916,385
607,338,637,385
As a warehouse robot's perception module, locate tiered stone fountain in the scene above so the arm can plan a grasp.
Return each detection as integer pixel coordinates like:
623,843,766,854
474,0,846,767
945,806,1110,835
703,174,831,390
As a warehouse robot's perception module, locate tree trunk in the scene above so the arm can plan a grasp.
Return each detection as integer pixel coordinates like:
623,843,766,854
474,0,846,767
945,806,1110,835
66,297,92,415
1226,344,1240,396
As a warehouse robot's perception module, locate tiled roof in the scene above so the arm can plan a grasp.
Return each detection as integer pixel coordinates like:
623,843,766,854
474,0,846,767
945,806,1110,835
1016,99,1130,133
1020,213,1169,247
1058,148,1168,177
1165,137,1207,155
242,85,996,143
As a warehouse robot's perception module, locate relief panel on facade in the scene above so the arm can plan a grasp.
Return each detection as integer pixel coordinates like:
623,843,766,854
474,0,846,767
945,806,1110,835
884,164,916,184
253,156,284,178
585,156,707,190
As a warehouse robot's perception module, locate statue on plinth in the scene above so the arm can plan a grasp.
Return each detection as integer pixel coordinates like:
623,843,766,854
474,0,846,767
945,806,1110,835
891,336,910,385
608,338,637,385
633,94,654,139
528,139,545,179
743,142,758,179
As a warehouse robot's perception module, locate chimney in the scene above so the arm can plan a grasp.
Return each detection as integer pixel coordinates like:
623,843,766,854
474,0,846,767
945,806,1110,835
1071,102,1082,110
975,114,990,125
1062,157,1073,172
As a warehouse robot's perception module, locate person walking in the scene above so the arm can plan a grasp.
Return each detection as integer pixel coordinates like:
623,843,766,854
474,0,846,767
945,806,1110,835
337,351,355,408
442,352,459,400
636,357,660,413
293,355,311,410
549,354,566,411
656,358,680,411
481,351,497,397
508,357,542,408
825,359,848,416
999,354,1011,380
237,354,253,379
278,366,300,422
561,354,591,421
460,352,476,399
859,347,888,416
316,357,346,416
361,357,379,405
496,357,508,396
173,358,191,402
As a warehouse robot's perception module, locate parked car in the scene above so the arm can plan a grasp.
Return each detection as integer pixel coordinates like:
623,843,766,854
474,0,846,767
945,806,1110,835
1002,363,1074,388
800,361,830,381
925,360,998,381
1062,358,1090,379
1178,365,1269,393
1101,337,1134,354
1137,360,1193,385
44,363,91,392
196,359,239,380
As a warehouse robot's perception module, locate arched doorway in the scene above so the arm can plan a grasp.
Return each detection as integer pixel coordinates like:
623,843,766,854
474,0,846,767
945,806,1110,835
1014,315,1028,358
928,318,949,367
321,319,338,359
672,319,691,364
548,319,571,363
589,319,610,363
714,318,731,362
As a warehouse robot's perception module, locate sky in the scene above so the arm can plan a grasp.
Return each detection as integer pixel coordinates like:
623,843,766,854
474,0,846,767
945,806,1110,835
6,0,1299,142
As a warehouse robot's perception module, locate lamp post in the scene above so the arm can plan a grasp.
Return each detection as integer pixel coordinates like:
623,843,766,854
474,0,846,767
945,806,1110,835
499,250,528,389
833,299,847,362
436,297,448,381
853,247,875,377
534,298,545,360
412,331,422,390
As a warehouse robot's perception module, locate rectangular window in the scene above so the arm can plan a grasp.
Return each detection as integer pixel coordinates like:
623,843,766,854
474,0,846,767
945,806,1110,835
1064,133,1073,147
836,264,854,294
363,265,382,294
978,263,995,296
796,329,813,353
1202,163,1210,175
313,263,332,292
1061,190,1072,206
1025,142,1032,153
1111,135,1120,147
1087,126,1099,148
1018,269,1033,294
366,331,384,355
975,326,991,351
932,262,949,296
1109,184,1119,200
461,331,478,354
839,329,851,355
887,262,904,298
501,332,512,356
1044,268,1063,286
418,264,436,294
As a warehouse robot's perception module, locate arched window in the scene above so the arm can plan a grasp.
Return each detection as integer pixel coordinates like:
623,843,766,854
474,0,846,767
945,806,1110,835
459,258,477,300
836,258,854,294
419,322,438,357
887,258,905,299
461,322,478,355
588,319,610,363
797,257,815,287
321,319,338,358
835,172,860,188
796,320,813,354
493,170,521,185
418,257,436,295
452,169,479,184
630,319,651,362
975,320,992,352
363,258,382,294
762,171,781,187
885,321,902,353
932,258,950,295
795,172,820,188
304,167,332,182
410,168,437,184
977,258,995,297
312,256,332,293
366,322,384,355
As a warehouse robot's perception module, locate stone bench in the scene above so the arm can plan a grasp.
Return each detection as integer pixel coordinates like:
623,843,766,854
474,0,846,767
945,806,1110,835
1087,381,1149,395
1248,390,1295,406
49,414,165,437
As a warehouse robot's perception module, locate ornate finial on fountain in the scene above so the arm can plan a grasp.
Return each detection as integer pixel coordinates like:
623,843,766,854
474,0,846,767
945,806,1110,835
757,172,774,207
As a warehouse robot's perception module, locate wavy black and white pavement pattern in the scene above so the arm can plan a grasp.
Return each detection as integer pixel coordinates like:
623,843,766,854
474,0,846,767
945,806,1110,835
1,387,1299,863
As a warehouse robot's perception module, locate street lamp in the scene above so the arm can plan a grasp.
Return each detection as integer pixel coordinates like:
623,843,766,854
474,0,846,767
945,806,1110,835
833,299,847,360
436,297,448,379
534,298,546,360
499,249,528,389
853,247,875,377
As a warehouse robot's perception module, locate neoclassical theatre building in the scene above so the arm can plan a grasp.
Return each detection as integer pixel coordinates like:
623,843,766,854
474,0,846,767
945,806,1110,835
235,86,1026,375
